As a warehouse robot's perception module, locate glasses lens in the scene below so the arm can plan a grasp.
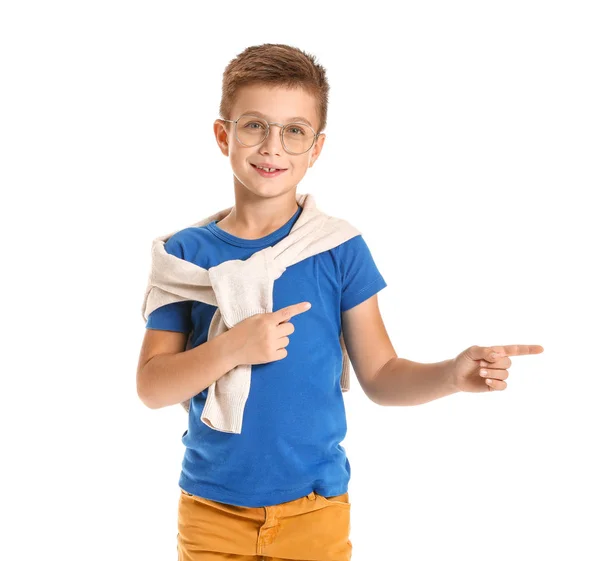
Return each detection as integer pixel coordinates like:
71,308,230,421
283,123,314,154
236,115,268,146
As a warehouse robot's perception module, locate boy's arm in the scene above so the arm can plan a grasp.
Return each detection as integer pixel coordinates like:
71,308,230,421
136,328,241,409
341,294,458,406
341,293,398,403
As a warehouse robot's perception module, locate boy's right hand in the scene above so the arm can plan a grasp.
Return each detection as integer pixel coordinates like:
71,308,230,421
228,302,312,366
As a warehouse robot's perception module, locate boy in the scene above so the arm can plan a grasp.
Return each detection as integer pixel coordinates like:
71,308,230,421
137,43,543,561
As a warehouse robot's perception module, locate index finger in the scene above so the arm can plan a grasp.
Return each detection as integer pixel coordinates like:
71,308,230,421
495,345,545,357
277,302,312,322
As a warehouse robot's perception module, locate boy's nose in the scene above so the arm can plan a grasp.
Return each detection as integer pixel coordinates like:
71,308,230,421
261,126,284,153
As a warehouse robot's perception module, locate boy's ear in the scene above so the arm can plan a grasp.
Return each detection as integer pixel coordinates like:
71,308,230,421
214,119,230,156
309,132,326,166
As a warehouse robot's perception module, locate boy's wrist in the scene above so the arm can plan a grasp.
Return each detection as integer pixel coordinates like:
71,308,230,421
220,326,245,369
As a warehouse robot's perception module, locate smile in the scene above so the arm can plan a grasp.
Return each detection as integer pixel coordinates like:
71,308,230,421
251,164,287,178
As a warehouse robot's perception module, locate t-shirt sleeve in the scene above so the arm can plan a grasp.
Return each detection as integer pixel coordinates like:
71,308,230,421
338,234,387,312
145,232,193,333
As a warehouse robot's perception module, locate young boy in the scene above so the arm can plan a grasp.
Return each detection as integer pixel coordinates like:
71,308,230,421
137,43,543,561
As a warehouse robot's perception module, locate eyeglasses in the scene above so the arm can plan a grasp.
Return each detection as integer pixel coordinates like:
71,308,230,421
219,114,321,155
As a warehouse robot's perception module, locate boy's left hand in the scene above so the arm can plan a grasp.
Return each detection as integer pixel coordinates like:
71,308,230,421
451,345,544,392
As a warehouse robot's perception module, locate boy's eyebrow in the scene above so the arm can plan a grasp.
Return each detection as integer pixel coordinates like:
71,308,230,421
242,110,313,127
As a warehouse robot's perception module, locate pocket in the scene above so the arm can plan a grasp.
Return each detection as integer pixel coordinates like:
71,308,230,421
319,491,351,507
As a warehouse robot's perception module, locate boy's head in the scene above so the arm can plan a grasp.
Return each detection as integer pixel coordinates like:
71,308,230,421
214,44,330,200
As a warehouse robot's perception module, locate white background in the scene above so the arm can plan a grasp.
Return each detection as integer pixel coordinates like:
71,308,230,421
2,1,599,560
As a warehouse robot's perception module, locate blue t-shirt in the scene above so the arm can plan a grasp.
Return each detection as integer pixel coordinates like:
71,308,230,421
146,205,387,507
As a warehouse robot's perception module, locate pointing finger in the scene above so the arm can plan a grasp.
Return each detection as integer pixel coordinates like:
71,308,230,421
492,345,544,358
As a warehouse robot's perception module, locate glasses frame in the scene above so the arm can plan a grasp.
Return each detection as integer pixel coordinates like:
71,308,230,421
219,114,322,155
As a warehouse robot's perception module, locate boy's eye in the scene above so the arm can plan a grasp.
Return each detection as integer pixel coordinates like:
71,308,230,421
245,121,266,130
287,126,305,135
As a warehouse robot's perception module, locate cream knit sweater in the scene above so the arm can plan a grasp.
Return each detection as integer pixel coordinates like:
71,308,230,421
141,193,361,434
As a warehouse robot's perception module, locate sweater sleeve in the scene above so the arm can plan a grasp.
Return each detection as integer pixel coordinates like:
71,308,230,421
337,234,387,312
145,231,193,333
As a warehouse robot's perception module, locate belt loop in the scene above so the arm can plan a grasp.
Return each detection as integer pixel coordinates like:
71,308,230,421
308,491,316,501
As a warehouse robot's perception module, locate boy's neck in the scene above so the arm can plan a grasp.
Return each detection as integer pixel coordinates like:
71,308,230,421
215,190,300,240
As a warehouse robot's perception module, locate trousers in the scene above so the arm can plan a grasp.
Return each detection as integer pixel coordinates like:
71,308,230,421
177,488,352,560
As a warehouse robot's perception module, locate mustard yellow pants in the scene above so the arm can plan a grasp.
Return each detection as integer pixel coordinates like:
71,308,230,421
177,488,352,560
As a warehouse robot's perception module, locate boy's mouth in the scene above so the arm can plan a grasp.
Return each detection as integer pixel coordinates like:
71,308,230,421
251,163,287,177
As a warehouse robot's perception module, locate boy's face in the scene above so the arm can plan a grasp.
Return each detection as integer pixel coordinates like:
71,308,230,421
214,84,326,199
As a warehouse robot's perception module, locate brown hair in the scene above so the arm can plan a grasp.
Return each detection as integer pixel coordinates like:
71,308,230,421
218,43,330,135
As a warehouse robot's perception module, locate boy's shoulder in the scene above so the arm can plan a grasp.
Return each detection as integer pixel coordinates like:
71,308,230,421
163,225,213,262
335,233,370,255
